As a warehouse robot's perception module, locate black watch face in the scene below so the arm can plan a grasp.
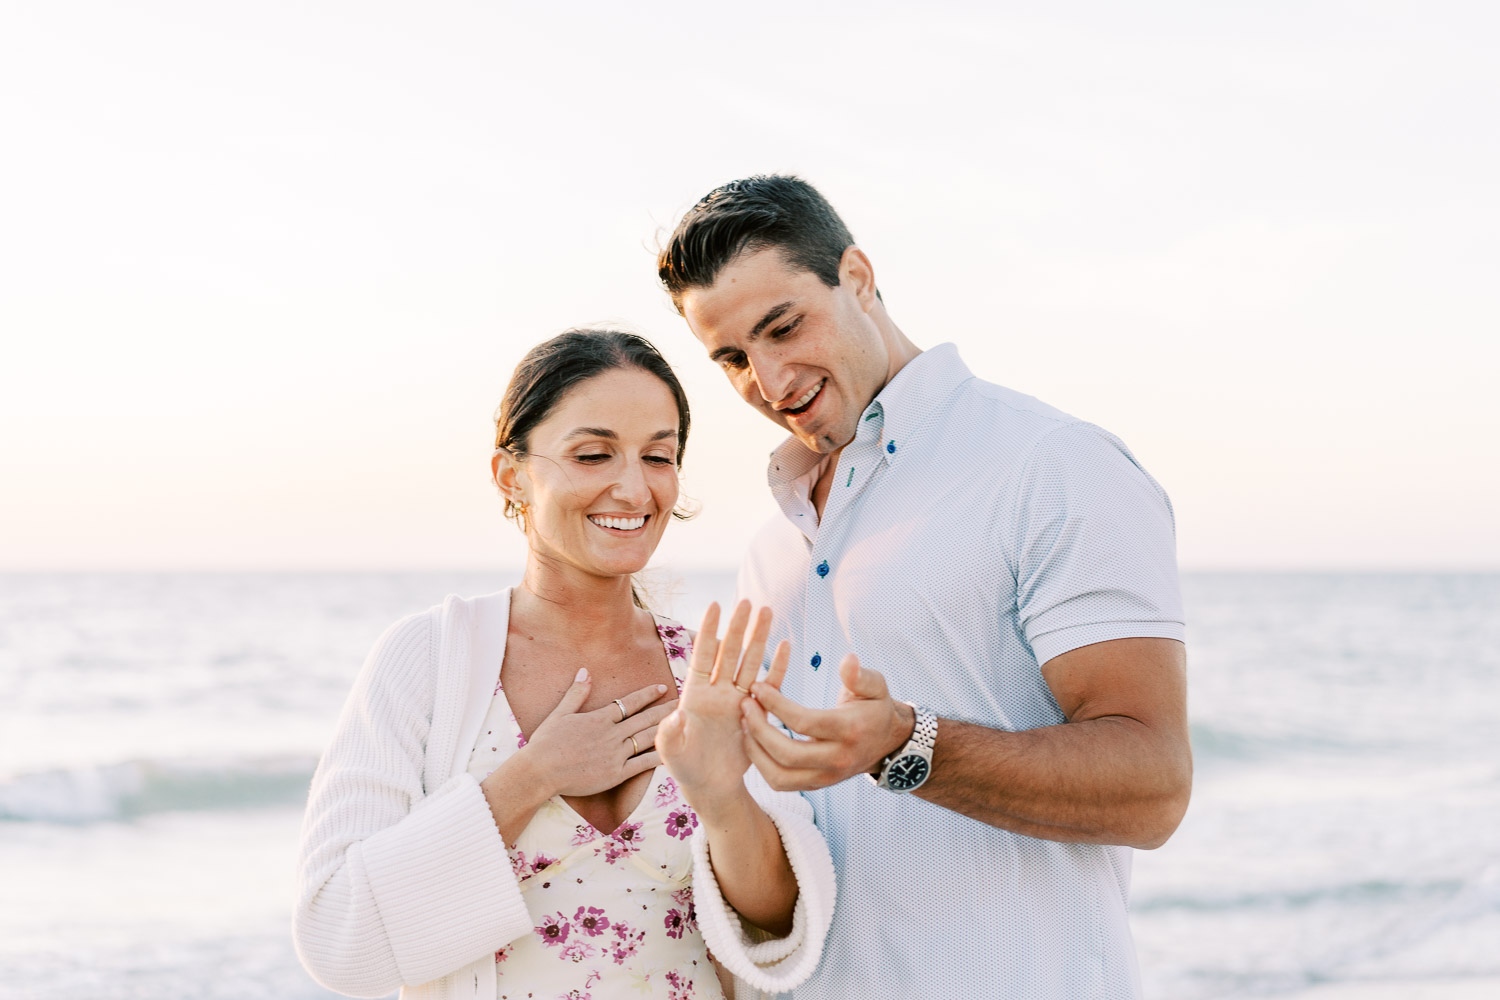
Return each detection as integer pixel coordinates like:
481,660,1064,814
885,754,930,790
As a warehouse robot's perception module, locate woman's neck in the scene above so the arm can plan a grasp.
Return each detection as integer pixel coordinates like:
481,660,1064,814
513,553,642,639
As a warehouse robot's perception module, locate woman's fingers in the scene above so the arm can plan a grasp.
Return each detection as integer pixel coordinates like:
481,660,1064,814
598,682,671,721
622,699,677,734
713,600,753,685
631,723,659,754
687,604,721,688
731,606,773,691
621,749,663,779
542,668,593,721
764,640,791,690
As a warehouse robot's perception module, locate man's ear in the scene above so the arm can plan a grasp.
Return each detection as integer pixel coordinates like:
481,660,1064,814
839,246,879,311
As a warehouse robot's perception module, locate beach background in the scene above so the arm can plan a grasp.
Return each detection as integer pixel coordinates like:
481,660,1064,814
3,2,1498,998
1,571,1498,999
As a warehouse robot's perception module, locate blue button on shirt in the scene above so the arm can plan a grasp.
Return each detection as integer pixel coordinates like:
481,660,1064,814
738,344,1184,999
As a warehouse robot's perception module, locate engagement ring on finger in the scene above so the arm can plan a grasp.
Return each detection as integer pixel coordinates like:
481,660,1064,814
614,698,627,721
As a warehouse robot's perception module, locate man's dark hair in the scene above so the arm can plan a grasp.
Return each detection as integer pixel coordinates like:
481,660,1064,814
658,174,863,312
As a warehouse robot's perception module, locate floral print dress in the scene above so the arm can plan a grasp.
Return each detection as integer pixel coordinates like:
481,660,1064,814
466,618,721,1000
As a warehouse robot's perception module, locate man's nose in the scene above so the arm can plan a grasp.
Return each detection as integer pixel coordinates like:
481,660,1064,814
751,356,793,405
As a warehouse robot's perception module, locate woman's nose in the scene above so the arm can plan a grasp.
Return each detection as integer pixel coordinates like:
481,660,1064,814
611,460,651,504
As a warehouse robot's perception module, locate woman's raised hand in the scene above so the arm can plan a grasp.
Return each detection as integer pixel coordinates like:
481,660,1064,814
657,601,788,811
513,671,676,799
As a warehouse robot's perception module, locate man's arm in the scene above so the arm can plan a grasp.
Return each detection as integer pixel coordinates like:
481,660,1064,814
741,636,1191,850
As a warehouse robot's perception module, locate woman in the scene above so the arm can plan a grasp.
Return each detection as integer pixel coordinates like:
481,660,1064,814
294,329,833,1000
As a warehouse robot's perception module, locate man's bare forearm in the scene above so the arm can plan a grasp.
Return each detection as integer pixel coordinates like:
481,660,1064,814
912,713,1192,849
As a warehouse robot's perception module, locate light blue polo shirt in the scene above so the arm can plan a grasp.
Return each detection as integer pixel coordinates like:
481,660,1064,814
738,343,1184,999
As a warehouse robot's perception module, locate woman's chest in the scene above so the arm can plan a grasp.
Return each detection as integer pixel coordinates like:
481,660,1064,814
499,643,678,741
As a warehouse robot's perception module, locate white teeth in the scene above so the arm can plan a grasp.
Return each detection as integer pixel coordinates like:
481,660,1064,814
589,515,646,531
789,380,824,410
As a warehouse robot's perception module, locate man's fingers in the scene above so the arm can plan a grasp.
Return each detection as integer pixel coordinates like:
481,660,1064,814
712,600,752,685
741,696,830,769
837,653,888,701
544,668,593,720
748,682,847,739
732,606,773,691
742,729,824,792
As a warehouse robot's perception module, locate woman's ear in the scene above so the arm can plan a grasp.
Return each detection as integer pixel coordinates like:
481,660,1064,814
492,449,526,505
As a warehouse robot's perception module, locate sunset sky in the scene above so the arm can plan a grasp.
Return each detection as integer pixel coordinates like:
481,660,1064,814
3,1,1496,572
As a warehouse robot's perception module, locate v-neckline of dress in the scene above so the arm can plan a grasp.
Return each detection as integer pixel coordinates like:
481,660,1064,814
495,599,686,841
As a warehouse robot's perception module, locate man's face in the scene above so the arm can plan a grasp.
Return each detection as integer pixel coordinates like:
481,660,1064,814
680,246,891,456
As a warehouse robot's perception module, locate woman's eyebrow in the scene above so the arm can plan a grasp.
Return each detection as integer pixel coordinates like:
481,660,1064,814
564,427,616,440
562,428,677,441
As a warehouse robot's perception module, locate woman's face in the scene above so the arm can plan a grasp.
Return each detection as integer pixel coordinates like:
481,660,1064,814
504,367,682,581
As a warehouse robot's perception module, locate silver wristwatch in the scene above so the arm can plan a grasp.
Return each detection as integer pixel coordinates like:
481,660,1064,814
870,703,937,792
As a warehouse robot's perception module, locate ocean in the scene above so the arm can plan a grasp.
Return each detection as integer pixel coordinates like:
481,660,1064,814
1,572,1496,999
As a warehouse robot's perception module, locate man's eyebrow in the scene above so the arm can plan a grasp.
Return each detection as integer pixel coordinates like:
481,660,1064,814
748,301,795,340
707,300,796,363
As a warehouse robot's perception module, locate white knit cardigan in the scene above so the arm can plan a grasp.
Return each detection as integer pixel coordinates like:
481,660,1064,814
294,590,835,1000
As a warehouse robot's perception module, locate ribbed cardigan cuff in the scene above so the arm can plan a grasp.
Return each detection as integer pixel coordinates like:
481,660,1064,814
690,801,835,994
359,772,532,986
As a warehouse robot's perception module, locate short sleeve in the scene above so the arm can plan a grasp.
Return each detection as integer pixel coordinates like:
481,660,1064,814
1011,422,1185,666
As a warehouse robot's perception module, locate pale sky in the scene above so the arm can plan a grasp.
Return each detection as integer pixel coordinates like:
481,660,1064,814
2,1,1496,572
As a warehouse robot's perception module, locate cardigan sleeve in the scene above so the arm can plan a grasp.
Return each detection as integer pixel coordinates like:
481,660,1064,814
689,765,835,995
292,609,533,997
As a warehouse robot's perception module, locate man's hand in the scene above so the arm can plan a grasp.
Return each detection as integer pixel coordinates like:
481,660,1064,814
741,652,916,791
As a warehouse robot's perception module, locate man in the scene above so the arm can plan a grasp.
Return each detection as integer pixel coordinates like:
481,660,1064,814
658,175,1191,999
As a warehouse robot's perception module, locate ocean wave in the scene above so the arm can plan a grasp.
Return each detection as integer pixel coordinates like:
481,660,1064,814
1134,877,1463,914
0,756,316,824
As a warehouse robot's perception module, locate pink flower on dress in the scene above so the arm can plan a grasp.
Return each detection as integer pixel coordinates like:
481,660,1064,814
665,808,698,840
609,921,645,965
654,777,679,809
561,990,592,1000
665,969,694,1000
656,623,689,661
584,970,601,988
599,820,643,863
530,852,559,875
670,886,693,908
559,939,596,963
494,676,504,694
573,906,611,937
494,944,512,963
663,908,688,939
535,912,570,947
569,823,597,847
509,850,529,878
